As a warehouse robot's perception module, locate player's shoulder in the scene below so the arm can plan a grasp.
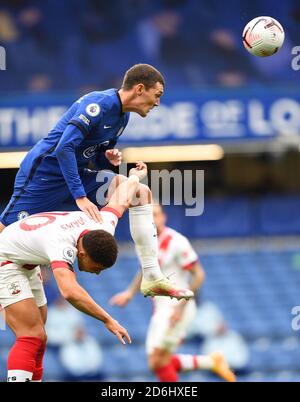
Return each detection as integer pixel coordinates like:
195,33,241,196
79,89,119,109
165,227,191,247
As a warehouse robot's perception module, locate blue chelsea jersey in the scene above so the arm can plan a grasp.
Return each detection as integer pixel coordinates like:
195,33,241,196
20,89,130,198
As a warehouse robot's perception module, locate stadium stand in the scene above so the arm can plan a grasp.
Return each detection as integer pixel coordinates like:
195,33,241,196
0,0,300,92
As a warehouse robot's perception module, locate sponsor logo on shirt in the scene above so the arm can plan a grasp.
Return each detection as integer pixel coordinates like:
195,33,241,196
7,282,22,296
79,114,91,126
83,142,110,158
86,103,100,117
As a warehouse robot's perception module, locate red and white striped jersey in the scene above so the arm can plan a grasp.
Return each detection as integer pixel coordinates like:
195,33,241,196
0,209,119,271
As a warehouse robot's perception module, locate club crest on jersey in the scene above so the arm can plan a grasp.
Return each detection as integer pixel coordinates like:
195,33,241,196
86,103,100,117
17,211,29,221
63,248,76,264
83,142,110,158
7,282,21,296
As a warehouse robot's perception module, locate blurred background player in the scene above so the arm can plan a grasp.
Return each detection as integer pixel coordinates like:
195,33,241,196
0,63,165,231
110,203,236,382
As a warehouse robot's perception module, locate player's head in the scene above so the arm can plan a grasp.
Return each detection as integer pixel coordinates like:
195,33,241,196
77,230,118,274
152,202,167,235
121,64,165,117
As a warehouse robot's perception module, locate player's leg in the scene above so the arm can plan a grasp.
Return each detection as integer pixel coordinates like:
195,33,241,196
146,307,180,381
85,169,193,299
147,302,236,382
5,299,47,382
0,264,48,382
127,185,194,300
30,267,48,382
30,304,47,382
149,348,179,382
96,173,194,299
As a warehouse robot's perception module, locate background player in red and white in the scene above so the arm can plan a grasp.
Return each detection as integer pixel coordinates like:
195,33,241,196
0,164,193,382
110,204,236,382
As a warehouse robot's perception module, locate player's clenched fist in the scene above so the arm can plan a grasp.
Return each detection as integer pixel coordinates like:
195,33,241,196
105,318,132,345
105,149,123,166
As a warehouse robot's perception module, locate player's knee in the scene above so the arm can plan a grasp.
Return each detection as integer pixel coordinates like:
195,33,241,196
148,350,169,371
107,174,128,199
113,174,128,187
33,328,47,343
18,325,47,343
137,183,152,204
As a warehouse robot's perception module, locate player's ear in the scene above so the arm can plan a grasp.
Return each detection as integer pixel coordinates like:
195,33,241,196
135,83,145,95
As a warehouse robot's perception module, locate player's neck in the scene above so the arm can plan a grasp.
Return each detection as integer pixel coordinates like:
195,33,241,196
118,88,139,113
157,226,167,237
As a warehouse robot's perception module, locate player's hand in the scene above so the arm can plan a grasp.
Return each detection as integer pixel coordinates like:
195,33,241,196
129,161,148,181
106,149,122,166
109,290,133,307
76,197,103,223
105,318,132,345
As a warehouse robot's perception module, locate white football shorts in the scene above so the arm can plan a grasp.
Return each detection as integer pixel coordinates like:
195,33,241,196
0,263,47,309
146,299,197,354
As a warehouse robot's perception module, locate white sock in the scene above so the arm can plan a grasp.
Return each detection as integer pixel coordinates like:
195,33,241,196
176,354,214,371
129,204,163,281
7,370,33,382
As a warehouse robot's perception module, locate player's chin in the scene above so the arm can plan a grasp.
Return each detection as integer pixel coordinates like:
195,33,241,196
138,109,149,118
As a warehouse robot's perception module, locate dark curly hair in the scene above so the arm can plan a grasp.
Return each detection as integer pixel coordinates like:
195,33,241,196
122,64,165,90
82,230,118,268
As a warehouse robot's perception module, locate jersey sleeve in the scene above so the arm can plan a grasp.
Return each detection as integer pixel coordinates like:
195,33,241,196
88,208,120,236
44,239,77,272
175,236,199,271
55,124,87,199
68,98,104,136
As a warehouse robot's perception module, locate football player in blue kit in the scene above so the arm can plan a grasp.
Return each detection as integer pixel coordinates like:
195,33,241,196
0,64,164,227
0,64,193,299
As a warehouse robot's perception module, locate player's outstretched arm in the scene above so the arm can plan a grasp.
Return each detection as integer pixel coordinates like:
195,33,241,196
53,267,131,345
109,271,142,307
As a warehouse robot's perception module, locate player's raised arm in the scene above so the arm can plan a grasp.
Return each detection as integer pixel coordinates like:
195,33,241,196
52,266,131,345
109,271,142,307
55,123,103,223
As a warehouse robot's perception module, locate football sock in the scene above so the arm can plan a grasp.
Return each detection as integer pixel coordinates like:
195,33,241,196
7,337,42,382
129,204,163,281
172,354,214,371
155,362,179,382
32,341,46,382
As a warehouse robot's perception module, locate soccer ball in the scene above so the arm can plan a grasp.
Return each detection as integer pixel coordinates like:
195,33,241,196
242,16,285,57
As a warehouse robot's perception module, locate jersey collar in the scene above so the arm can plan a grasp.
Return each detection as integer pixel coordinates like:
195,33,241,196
116,89,125,116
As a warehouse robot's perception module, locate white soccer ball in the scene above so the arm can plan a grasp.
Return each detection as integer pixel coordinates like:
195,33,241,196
242,16,285,57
